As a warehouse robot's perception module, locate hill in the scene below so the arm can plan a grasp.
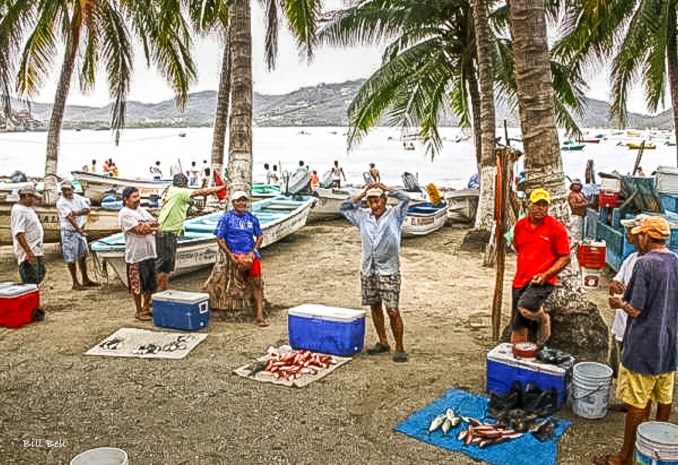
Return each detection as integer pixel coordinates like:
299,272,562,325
11,79,676,129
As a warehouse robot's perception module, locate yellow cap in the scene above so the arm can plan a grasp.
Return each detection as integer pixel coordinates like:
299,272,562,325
529,188,551,204
631,216,671,240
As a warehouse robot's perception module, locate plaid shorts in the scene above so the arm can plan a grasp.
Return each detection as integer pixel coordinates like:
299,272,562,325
361,273,401,308
61,228,89,263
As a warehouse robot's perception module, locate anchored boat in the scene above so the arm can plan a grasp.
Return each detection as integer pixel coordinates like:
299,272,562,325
402,201,448,237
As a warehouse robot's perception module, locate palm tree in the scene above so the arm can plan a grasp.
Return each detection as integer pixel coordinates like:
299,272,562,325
555,0,678,165
508,0,608,354
0,0,196,203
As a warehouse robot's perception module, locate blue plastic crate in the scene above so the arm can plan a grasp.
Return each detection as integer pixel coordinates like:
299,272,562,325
596,221,623,257
486,343,573,409
288,304,365,357
152,290,210,331
661,194,678,213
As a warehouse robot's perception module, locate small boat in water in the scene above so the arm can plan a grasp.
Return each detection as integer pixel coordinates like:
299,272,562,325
402,202,448,237
627,141,656,150
71,171,171,203
251,183,281,201
90,195,314,286
561,139,585,151
444,189,479,224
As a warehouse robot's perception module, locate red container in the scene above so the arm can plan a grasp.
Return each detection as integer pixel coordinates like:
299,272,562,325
0,283,40,328
599,191,619,208
578,241,606,269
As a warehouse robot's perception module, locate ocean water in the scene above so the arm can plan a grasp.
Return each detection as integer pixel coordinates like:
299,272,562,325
0,126,676,189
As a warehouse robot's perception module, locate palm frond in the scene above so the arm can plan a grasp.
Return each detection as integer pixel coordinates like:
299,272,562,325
262,0,278,70
283,0,322,61
0,0,36,112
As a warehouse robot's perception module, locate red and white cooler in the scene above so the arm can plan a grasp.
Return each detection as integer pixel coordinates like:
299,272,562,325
0,283,41,328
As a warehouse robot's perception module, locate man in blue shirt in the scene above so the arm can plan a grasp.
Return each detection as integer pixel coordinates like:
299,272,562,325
214,190,266,326
595,216,678,465
341,182,410,362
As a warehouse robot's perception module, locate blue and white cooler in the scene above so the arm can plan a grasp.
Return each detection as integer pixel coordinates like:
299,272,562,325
287,304,366,357
152,290,210,331
486,343,573,409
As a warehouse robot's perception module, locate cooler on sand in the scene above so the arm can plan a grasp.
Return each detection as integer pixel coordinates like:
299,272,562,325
152,291,210,331
0,283,40,328
486,343,573,409
287,304,366,357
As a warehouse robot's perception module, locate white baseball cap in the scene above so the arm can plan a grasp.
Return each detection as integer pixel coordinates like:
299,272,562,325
231,190,249,201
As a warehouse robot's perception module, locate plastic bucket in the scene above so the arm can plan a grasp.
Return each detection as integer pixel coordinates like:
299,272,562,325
70,447,128,465
635,422,678,464
571,361,613,419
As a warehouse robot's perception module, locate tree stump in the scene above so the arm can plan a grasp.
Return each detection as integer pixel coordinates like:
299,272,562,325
461,228,491,253
203,249,261,320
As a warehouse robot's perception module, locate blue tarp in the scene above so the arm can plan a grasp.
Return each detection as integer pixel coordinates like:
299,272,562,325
393,389,570,465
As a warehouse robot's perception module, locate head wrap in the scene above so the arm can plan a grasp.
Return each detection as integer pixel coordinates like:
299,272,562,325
173,174,189,188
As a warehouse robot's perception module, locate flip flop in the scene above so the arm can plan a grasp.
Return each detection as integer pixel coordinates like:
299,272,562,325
393,350,409,363
135,312,152,322
256,319,270,328
366,342,391,355
83,281,101,287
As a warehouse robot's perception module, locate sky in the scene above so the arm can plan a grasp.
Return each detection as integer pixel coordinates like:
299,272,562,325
33,2,658,116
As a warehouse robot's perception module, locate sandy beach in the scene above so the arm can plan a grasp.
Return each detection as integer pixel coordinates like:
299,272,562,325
1,219,676,465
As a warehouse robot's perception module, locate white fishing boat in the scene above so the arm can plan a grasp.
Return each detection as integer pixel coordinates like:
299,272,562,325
309,186,359,222
90,195,314,286
71,170,171,202
0,201,121,245
402,201,448,237
444,188,479,224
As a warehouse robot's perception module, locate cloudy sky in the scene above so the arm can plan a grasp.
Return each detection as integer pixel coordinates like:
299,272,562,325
33,2,657,115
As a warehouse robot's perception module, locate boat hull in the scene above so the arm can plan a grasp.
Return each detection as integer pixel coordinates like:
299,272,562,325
444,189,479,224
402,202,448,237
308,187,358,221
71,170,171,202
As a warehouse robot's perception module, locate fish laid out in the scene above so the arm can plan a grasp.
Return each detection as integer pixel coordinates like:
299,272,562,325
246,349,338,382
427,410,526,448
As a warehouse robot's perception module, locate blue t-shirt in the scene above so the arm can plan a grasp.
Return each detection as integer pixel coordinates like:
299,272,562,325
214,210,263,258
622,250,678,375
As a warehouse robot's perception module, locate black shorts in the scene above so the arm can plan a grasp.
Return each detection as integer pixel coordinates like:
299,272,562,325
19,257,46,285
511,283,555,331
155,232,178,273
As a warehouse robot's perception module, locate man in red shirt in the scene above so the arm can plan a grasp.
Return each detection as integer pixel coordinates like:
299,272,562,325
511,188,571,345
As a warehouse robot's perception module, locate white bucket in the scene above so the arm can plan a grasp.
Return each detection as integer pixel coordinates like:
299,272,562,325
571,361,613,419
635,422,678,464
70,447,128,465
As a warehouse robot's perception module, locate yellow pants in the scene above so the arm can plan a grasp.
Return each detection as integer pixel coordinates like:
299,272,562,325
616,364,676,409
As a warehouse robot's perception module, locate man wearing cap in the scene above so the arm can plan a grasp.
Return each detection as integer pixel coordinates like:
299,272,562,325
212,190,266,326
56,182,99,290
341,182,410,363
511,188,571,346
10,186,45,285
119,187,159,321
567,179,589,245
155,174,226,291
595,216,678,465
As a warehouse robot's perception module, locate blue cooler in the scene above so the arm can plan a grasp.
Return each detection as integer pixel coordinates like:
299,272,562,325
152,290,210,331
486,343,572,409
287,304,366,356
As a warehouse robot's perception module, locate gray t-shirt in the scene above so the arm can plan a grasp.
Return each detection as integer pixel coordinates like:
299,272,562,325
622,250,678,375
118,207,157,264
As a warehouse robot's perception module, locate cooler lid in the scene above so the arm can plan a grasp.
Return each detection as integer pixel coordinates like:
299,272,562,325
152,290,210,304
287,304,366,322
487,343,567,376
0,283,38,297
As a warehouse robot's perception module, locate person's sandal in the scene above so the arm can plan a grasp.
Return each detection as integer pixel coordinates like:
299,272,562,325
135,312,152,322
393,350,409,363
366,342,391,355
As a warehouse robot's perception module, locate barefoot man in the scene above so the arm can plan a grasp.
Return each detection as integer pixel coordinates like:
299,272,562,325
341,182,410,362
511,188,570,346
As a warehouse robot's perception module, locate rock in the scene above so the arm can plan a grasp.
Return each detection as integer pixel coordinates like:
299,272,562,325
460,228,491,252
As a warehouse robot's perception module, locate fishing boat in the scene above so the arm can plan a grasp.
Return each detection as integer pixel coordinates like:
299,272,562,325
308,186,359,222
0,202,121,245
444,189,479,223
251,183,281,201
90,195,314,286
402,201,448,237
71,170,171,202
577,138,601,144
627,142,656,150
665,140,676,147
561,139,585,151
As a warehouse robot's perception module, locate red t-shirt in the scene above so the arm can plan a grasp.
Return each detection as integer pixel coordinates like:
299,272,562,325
513,215,570,289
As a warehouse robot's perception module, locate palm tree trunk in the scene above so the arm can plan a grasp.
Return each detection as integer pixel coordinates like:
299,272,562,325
468,71,482,167
472,0,497,232
210,32,231,181
227,0,253,195
44,13,81,204
667,14,678,166
508,0,608,357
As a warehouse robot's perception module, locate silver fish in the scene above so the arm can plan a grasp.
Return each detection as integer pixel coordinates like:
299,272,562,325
441,418,452,435
428,414,447,433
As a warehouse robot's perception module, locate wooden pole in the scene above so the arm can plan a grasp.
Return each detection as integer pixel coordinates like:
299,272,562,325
632,141,645,176
491,149,508,340
504,120,510,147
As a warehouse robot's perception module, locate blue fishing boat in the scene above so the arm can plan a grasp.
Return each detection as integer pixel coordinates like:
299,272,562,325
91,195,315,286
402,201,448,237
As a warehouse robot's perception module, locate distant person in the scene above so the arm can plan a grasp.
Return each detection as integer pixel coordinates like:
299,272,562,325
330,160,347,188
202,160,211,182
81,164,89,173
149,161,163,181
189,161,200,187
341,183,410,363
369,163,381,183
310,170,320,188
155,174,226,291
296,160,307,174
467,173,480,189
102,158,113,176
567,178,588,245
270,165,280,184
57,182,98,290
635,166,646,177
91,159,97,173
110,161,119,177
264,163,272,184
119,187,159,321
10,186,45,285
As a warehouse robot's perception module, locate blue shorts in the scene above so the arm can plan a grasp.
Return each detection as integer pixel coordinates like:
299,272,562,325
61,228,89,263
